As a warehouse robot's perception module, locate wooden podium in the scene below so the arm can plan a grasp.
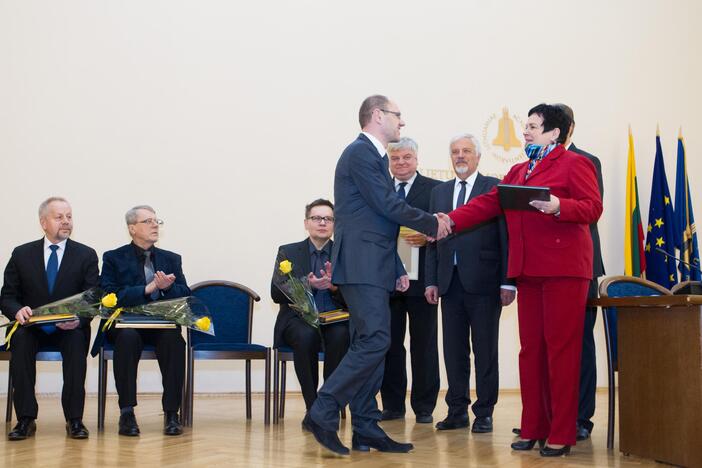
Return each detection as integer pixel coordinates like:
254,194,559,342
592,295,702,467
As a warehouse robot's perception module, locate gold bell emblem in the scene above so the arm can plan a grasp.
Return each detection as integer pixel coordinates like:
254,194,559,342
492,107,522,151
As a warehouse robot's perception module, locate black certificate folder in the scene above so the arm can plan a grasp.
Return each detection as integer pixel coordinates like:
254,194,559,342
497,184,550,211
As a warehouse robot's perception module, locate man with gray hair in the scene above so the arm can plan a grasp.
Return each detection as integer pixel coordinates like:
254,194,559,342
425,134,516,433
96,205,189,437
380,137,442,424
1,197,98,440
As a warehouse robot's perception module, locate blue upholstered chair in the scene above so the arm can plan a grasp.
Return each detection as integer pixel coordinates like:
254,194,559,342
186,281,271,426
1,343,63,422
598,275,672,449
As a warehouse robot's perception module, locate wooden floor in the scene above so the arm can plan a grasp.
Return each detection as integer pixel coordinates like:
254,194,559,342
1,391,659,467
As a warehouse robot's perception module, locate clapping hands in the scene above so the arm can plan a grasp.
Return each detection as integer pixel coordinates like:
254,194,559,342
307,261,335,291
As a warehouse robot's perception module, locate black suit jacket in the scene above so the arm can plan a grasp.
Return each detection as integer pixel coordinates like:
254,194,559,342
569,143,605,278
271,238,345,348
425,174,513,296
393,172,442,297
1,238,99,330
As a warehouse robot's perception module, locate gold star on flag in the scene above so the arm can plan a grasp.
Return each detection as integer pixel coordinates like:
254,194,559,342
669,274,675,282
664,196,670,205
645,242,651,252
654,218,664,228
656,237,665,247
648,223,652,232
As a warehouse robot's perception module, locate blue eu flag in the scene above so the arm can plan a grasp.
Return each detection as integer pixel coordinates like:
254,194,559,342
674,131,701,281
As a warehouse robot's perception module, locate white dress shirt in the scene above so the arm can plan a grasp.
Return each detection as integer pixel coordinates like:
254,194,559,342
394,172,418,195
362,131,388,159
44,237,67,269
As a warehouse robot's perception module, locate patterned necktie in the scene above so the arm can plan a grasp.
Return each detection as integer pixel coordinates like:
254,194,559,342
144,250,159,300
397,182,408,200
456,181,467,208
42,244,60,334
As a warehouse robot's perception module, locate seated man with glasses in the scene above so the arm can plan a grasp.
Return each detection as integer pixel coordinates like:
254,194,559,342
97,205,189,437
271,199,350,425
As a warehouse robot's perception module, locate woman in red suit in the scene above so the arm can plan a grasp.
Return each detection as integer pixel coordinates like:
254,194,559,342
447,104,602,457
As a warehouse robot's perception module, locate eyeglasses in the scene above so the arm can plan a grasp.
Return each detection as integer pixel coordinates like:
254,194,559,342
135,218,164,226
380,109,402,119
307,216,335,224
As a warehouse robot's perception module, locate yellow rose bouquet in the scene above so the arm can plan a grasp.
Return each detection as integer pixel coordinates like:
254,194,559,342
274,259,319,329
100,295,214,335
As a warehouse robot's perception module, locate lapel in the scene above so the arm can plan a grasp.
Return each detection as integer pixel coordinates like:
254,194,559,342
440,181,455,213
31,239,50,294
527,145,565,182
152,246,166,273
294,240,312,277
468,173,488,201
405,173,424,205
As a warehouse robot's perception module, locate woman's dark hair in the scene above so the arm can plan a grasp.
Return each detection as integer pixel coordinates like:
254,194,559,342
528,103,573,144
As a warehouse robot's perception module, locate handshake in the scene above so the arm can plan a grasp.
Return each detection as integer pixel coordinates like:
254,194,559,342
429,212,453,242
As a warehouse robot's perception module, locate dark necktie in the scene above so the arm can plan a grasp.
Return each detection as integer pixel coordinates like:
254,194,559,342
144,251,159,300
312,250,324,278
42,244,59,334
456,181,468,208
397,182,408,200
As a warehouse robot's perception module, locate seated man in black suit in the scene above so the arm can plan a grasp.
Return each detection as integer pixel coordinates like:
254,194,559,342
1,197,99,440
271,199,350,424
100,205,189,437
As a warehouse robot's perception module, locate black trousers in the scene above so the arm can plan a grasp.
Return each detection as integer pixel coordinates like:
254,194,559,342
441,272,501,418
106,327,185,412
380,295,439,415
282,316,350,410
577,278,599,432
9,325,89,420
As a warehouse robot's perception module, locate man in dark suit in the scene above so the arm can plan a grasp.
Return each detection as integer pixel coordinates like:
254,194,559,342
305,95,451,455
100,205,189,437
557,104,605,441
271,198,349,417
1,197,98,440
380,137,441,424
425,134,515,434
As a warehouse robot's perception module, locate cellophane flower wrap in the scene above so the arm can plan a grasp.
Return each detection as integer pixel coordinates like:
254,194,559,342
274,259,319,329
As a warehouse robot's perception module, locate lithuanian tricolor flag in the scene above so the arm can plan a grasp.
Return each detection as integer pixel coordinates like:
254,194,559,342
624,126,646,276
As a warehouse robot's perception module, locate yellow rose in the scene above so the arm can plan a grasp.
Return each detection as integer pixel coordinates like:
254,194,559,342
195,316,211,331
279,260,293,275
101,293,118,308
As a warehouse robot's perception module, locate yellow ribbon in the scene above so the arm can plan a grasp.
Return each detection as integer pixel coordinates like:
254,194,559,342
4,321,20,350
102,308,123,332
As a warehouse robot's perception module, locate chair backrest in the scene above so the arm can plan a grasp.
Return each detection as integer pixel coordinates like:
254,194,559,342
189,280,260,346
598,275,672,367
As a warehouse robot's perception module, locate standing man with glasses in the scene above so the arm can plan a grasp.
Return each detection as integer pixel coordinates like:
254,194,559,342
304,95,452,456
1,197,99,440
271,199,349,426
97,205,189,437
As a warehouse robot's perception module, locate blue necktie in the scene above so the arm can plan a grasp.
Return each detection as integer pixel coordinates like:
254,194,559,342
397,182,408,200
42,244,59,334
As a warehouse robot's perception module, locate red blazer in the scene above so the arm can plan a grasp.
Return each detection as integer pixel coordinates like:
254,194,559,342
448,145,602,279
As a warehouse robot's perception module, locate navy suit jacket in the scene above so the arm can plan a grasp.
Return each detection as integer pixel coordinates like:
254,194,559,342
331,133,439,292
1,238,99,330
425,173,512,296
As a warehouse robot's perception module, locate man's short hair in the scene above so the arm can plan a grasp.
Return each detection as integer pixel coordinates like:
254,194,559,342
528,104,572,144
125,205,156,225
305,199,334,219
554,103,575,126
359,95,390,128
387,137,418,155
38,196,69,218
449,133,482,156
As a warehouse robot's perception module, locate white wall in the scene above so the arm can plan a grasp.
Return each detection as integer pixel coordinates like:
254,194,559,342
1,0,701,395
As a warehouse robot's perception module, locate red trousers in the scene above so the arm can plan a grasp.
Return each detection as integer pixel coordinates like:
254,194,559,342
516,276,588,445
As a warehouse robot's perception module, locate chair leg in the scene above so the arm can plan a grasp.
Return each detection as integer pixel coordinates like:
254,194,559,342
186,348,194,427
6,373,13,423
272,350,279,424
245,360,252,420
280,361,287,419
264,349,271,425
98,350,106,431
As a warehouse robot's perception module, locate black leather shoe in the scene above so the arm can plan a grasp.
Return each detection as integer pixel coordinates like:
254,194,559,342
301,414,312,432
435,415,469,431
352,432,414,453
66,419,89,439
118,411,140,437
415,413,433,424
576,425,590,441
380,409,405,421
471,416,493,433
540,445,571,457
512,427,521,435
511,439,545,451
8,418,36,441
303,414,349,456
164,411,183,436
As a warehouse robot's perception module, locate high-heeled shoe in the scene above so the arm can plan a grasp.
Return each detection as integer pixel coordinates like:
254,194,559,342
540,445,571,457
510,438,545,451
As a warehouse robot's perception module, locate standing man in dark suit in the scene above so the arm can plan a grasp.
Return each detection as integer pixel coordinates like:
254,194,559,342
99,205,189,437
305,95,451,455
425,134,516,434
271,198,349,419
556,104,605,441
380,137,441,424
1,197,98,440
